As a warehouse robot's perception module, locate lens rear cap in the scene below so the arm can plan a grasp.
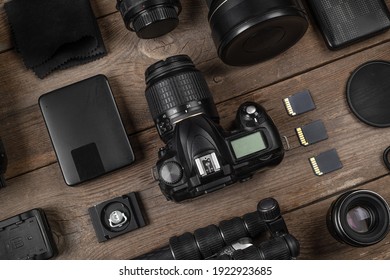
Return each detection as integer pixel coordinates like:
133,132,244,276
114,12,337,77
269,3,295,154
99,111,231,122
347,61,390,127
219,9,308,66
133,6,179,39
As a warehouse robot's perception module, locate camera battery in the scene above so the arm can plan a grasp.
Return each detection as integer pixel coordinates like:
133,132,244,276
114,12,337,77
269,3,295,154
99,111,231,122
296,120,328,146
309,149,343,176
283,89,316,116
0,209,57,260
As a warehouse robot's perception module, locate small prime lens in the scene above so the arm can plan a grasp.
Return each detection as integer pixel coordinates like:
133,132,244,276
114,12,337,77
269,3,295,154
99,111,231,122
206,0,308,66
327,190,390,247
145,55,219,142
116,0,182,39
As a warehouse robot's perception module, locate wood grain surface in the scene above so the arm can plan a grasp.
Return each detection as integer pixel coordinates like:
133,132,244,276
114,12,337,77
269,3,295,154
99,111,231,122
1,0,390,260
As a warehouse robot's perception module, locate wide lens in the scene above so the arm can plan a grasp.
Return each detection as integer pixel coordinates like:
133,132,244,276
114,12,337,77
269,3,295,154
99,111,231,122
206,0,308,66
327,190,390,247
145,55,219,142
116,0,182,39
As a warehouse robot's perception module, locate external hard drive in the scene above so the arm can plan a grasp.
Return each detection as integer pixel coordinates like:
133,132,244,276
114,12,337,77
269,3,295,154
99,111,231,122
39,75,135,186
307,0,390,49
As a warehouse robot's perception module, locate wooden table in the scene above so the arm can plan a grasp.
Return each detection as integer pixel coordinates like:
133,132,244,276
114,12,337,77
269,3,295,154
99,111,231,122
1,0,390,260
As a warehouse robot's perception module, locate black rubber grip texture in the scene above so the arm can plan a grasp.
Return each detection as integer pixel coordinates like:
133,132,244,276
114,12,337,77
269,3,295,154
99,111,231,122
258,237,291,260
146,71,213,119
194,225,225,259
134,246,174,260
133,6,178,33
242,211,267,237
232,246,265,260
169,232,202,260
219,217,249,245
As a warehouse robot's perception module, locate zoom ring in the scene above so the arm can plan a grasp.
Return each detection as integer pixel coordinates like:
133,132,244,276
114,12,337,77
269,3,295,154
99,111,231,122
145,71,213,119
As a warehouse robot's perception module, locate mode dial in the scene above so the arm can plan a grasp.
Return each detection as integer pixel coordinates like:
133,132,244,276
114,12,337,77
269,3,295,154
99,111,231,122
159,161,183,185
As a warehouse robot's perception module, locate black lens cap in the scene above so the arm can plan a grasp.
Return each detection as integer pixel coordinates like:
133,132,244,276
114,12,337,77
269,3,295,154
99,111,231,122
133,5,180,39
117,0,182,39
347,61,390,127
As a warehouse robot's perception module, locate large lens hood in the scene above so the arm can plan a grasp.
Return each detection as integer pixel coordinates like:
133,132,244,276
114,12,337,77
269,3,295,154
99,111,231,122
207,0,308,66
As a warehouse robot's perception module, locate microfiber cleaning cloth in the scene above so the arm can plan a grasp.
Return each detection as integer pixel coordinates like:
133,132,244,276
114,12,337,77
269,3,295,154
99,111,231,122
4,0,107,78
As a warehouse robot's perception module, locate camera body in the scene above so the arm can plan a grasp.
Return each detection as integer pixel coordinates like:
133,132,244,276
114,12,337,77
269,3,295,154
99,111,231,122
145,55,283,202
154,102,284,202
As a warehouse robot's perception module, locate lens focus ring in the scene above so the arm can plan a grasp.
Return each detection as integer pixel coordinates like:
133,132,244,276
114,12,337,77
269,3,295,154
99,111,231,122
146,71,213,120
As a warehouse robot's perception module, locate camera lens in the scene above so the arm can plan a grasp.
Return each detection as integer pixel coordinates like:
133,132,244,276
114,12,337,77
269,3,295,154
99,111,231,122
206,0,308,66
116,0,182,39
145,55,219,141
327,190,390,247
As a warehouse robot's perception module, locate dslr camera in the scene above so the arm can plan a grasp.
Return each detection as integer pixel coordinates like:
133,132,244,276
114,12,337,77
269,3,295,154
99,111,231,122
145,55,284,202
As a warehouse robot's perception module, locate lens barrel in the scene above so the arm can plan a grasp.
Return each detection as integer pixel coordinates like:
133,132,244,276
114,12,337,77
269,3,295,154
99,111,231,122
116,0,182,39
206,0,308,66
327,190,390,247
145,55,219,141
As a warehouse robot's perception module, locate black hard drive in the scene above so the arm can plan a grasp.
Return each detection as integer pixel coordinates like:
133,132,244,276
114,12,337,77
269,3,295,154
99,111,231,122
307,0,390,49
39,75,135,186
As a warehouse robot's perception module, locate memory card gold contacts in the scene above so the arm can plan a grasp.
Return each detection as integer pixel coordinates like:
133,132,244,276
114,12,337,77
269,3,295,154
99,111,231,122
296,120,328,146
283,89,316,116
309,149,343,176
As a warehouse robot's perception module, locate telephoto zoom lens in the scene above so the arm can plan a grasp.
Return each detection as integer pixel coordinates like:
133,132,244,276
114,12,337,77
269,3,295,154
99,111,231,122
145,55,219,142
327,190,390,247
116,0,182,39
206,0,309,66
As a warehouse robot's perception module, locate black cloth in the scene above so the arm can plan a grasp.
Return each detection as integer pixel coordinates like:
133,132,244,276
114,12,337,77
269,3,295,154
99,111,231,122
4,0,107,78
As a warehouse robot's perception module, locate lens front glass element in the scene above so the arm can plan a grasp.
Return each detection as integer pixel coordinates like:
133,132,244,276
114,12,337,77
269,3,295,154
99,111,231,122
346,206,372,233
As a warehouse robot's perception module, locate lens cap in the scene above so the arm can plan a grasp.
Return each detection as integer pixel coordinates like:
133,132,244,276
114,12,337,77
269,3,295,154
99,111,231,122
117,0,182,39
347,61,390,127
208,0,308,66
134,6,180,39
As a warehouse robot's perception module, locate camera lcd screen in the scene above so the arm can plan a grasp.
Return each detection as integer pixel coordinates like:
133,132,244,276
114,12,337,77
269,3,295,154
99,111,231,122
230,132,267,160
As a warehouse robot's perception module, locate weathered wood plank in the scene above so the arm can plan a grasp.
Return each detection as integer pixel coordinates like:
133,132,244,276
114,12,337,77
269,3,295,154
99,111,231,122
1,41,390,258
0,134,388,259
1,0,390,261
2,40,390,183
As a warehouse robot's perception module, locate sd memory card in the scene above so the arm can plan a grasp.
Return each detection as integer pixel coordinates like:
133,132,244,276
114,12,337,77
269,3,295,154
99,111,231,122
283,89,316,116
296,120,328,146
309,149,343,176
